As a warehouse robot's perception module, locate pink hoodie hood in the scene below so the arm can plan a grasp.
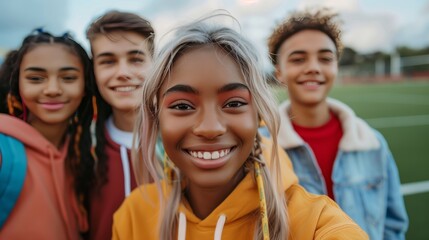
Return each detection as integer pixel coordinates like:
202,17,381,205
0,114,88,239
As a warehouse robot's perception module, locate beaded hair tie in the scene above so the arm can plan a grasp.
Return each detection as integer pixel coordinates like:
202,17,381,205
90,96,98,163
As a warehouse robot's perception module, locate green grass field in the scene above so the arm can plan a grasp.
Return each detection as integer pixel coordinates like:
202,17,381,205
273,81,429,240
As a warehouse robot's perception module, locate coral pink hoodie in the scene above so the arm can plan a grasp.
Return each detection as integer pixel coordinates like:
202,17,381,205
0,114,88,239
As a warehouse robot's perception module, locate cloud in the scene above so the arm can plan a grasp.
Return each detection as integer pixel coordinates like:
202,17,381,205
297,0,359,12
0,0,69,49
342,12,398,53
1,0,428,56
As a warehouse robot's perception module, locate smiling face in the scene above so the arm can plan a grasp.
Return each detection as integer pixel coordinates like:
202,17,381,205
275,30,338,107
91,31,152,114
159,45,258,191
19,43,85,126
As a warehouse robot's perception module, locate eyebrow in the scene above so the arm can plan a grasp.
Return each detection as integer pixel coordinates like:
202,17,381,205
163,82,249,97
127,50,146,56
24,67,80,72
289,49,335,56
218,83,249,93
163,84,198,96
95,50,146,59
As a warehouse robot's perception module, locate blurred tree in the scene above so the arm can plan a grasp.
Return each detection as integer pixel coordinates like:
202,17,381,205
339,47,358,66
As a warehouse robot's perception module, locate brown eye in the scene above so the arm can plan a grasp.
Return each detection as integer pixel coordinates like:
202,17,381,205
26,76,44,82
62,75,78,81
224,101,246,108
170,102,194,111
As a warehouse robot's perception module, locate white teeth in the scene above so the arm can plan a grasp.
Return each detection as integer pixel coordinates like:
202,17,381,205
304,81,319,86
212,151,219,159
114,86,138,92
203,152,211,160
189,148,231,160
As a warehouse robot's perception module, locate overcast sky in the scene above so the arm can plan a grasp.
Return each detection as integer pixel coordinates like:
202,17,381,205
1,0,429,59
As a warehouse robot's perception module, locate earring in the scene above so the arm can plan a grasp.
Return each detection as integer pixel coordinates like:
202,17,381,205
7,93,22,116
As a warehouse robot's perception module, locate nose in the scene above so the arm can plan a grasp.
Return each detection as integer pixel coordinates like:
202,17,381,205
43,78,62,96
193,108,226,139
116,59,132,81
304,57,321,74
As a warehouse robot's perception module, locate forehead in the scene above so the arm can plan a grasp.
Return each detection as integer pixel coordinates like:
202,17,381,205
21,43,82,68
162,45,246,91
91,31,149,55
279,30,336,55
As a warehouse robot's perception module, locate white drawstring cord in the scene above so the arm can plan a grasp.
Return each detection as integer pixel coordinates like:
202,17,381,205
120,145,131,196
178,212,187,240
214,214,226,240
176,212,226,240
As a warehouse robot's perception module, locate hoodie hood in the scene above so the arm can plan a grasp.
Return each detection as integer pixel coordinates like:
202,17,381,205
0,114,87,239
0,114,66,160
277,98,380,151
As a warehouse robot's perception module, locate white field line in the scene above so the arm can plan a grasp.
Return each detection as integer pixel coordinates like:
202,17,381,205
366,115,429,128
341,94,429,106
401,180,429,196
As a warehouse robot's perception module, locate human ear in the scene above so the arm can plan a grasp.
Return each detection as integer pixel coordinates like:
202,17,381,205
274,65,287,85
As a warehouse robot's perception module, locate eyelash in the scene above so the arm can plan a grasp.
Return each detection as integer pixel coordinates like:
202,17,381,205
100,60,113,65
26,76,44,82
224,100,247,108
289,56,334,63
169,102,194,111
130,58,144,63
169,100,247,111
25,75,78,82
62,76,78,81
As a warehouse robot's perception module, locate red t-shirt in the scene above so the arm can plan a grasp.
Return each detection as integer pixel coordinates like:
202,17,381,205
292,111,343,199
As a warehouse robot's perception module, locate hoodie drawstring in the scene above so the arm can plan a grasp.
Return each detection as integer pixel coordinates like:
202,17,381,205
214,214,226,240
178,212,187,240
177,212,226,240
120,145,131,196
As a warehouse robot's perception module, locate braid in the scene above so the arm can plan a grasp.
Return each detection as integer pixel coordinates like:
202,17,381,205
250,134,270,240
73,113,82,163
7,93,23,117
90,95,98,164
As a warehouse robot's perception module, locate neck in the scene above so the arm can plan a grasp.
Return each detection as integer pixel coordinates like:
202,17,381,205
185,168,245,219
29,119,69,148
111,108,137,132
289,100,330,127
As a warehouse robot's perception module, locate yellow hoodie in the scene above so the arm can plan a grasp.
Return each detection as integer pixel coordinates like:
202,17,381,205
113,137,368,239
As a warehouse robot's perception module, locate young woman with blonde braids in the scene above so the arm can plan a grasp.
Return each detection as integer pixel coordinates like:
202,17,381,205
112,14,368,240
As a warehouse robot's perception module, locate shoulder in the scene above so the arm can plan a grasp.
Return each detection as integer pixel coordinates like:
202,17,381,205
114,183,161,223
113,184,161,239
286,184,369,239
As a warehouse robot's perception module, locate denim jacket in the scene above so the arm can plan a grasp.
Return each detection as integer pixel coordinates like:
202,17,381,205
260,98,408,240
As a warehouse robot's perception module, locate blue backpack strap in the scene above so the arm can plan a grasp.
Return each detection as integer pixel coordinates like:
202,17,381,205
258,126,271,138
0,133,27,229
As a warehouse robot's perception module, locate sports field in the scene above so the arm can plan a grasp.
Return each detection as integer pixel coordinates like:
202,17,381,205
274,80,429,240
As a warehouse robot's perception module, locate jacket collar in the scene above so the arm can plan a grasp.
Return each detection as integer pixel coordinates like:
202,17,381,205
277,98,380,151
